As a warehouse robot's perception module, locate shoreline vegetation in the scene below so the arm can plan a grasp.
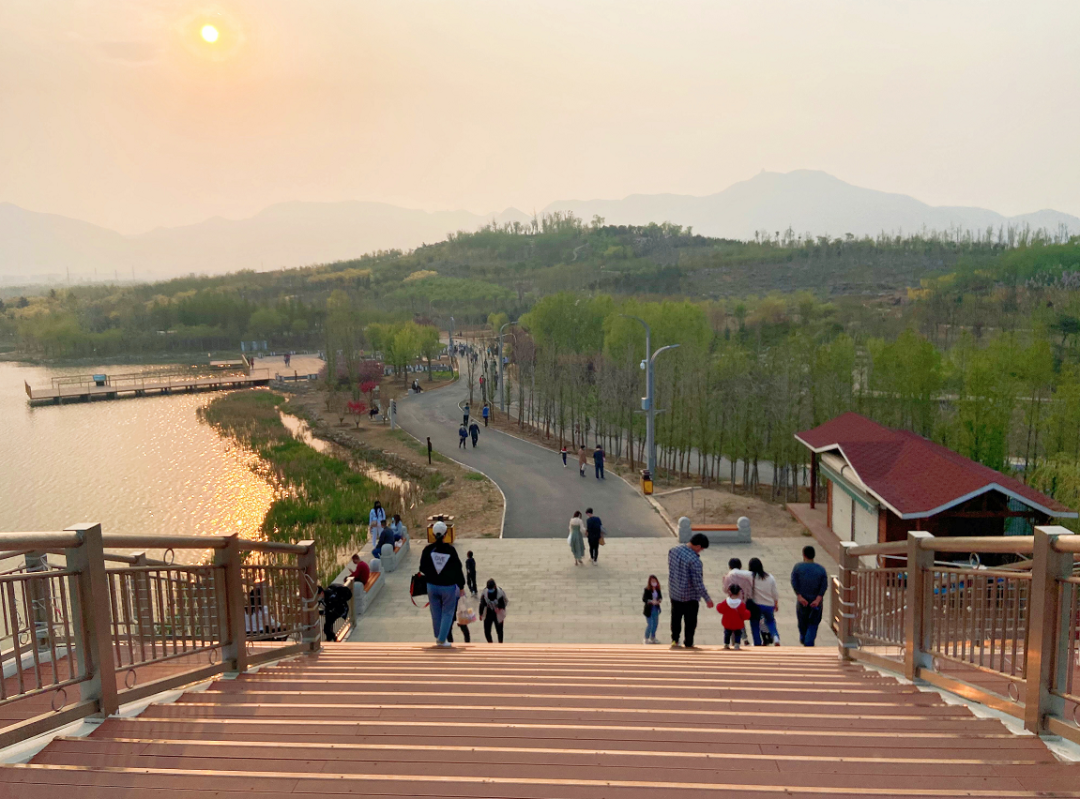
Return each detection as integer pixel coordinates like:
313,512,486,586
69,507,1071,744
199,390,383,584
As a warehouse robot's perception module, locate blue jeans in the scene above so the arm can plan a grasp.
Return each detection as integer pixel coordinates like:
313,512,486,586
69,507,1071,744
428,584,459,643
645,605,660,639
752,605,780,646
797,603,822,647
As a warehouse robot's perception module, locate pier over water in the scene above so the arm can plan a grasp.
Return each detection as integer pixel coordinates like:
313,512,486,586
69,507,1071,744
24,368,271,405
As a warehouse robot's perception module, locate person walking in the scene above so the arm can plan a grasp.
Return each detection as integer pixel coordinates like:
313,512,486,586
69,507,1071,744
717,584,751,650
585,508,604,564
667,533,714,648
748,557,780,646
318,583,352,642
458,423,468,449
469,419,480,447
482,403,490,427
478,579,508,643
593,444,605,479
722,558,757,645
791,545,828,647
577,446,588,477
465,550,478,595
560,446,568,468
419,521,466,647
568,511,586,565
642,575,663,644
462,402,470,426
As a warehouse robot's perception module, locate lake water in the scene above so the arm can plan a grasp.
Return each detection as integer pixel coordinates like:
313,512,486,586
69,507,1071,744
0,361,275,544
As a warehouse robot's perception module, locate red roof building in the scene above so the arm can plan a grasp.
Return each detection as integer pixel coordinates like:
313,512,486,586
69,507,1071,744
795,413,1076,549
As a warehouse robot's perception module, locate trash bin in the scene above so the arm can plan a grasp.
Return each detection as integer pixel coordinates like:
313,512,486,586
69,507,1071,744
640,469,654,495
426,514,456,544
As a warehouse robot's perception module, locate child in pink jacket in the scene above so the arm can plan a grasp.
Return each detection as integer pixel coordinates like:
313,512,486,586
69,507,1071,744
717,584,752,649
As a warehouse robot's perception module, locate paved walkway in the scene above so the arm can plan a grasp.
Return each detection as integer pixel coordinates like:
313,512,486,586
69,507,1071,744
394,383,669,538
349,533,838,647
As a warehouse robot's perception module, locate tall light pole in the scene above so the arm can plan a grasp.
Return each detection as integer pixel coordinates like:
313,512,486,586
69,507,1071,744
448,316,455,377
621,315,679,475
497,322,512,413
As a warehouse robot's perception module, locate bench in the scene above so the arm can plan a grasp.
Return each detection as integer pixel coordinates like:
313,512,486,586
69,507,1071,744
353,571,384,617
374,533,410,573
330,566,385,630
679,516,752,544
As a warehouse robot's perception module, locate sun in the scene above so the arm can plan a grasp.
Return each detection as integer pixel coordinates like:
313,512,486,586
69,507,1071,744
201,24,219,43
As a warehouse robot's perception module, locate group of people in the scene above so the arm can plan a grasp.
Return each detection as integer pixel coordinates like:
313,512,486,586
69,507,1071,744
457,402,489,448
567,508,605,565
367,500,408,556
655,537,829,648
560,444,605,479
419,522,509,647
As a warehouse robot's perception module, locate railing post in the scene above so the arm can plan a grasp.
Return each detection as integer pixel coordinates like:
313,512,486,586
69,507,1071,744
298,540,321,652
1024,526,1073,734
64,523,119,718
904,531,934,681
214,535,248,674
837,541,858,660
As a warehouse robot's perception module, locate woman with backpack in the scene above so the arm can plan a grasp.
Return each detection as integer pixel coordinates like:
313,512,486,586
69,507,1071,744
478,579,508,643
642,575,662,644
748,557,781,646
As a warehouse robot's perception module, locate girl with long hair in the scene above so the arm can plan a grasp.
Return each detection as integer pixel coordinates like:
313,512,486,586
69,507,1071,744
642,575,662,644
748,557,780,646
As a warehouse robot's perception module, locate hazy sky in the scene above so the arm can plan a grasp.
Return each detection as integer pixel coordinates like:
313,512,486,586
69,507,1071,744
2,0,1078,235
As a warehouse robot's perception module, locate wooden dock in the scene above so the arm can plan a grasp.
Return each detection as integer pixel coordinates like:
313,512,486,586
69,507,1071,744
24,369,271,406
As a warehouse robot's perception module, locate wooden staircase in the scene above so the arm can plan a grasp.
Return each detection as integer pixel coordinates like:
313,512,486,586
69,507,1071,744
3,644,1079,798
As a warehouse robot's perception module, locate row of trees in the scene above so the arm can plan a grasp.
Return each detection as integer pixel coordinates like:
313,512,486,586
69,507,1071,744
495,290,1080,524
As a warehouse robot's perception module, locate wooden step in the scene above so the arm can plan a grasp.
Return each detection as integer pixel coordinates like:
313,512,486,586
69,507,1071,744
4,763,1079,798
6,645,1075,799
90,717,1039,755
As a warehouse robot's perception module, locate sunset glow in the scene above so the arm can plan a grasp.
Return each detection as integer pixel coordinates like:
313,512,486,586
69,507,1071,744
201,24,219,43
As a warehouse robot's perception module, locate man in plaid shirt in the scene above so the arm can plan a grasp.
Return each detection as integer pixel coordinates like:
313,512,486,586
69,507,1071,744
668,533,714,648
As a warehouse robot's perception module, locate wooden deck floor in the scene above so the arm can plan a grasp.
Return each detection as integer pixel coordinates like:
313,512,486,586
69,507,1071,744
2,643,1078,797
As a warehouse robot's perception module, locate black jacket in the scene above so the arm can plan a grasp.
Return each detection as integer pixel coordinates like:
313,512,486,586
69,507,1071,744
419,541,466,588
586,516,603,542
642,587,662,618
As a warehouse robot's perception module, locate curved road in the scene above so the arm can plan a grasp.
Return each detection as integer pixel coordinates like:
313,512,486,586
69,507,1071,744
395,384,669,539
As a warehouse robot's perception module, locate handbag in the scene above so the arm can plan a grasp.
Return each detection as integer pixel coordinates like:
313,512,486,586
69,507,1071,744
409,572,429,607
599,536,606,546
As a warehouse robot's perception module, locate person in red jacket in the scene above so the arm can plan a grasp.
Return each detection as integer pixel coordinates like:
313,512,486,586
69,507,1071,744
717,584,752,649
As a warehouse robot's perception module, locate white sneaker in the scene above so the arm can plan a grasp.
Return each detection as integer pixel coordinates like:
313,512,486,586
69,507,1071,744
733,643,741,650
643,638,650,645
436,641,452,648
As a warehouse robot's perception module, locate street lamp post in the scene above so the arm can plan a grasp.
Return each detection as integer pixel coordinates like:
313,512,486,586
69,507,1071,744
620,315,680,475
448,316,455,377
497,322,512,413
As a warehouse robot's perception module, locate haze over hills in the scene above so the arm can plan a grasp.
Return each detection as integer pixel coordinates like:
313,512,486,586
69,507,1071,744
3,171,1077,284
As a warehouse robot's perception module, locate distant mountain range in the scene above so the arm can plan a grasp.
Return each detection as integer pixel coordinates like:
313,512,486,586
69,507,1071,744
3,170,1077,284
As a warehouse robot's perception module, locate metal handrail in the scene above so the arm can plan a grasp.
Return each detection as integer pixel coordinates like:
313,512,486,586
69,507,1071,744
0,525,319,751
0,533,83,549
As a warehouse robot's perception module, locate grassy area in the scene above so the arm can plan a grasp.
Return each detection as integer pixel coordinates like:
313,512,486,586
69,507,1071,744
199,390,380,583
387,428,451,464
464,472,487,481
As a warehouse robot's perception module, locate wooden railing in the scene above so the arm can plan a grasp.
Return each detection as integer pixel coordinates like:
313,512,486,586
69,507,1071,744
0,525,319,749
836,526,1080,744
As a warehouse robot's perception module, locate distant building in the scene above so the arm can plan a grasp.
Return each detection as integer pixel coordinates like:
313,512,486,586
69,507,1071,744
795,412,1077,550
